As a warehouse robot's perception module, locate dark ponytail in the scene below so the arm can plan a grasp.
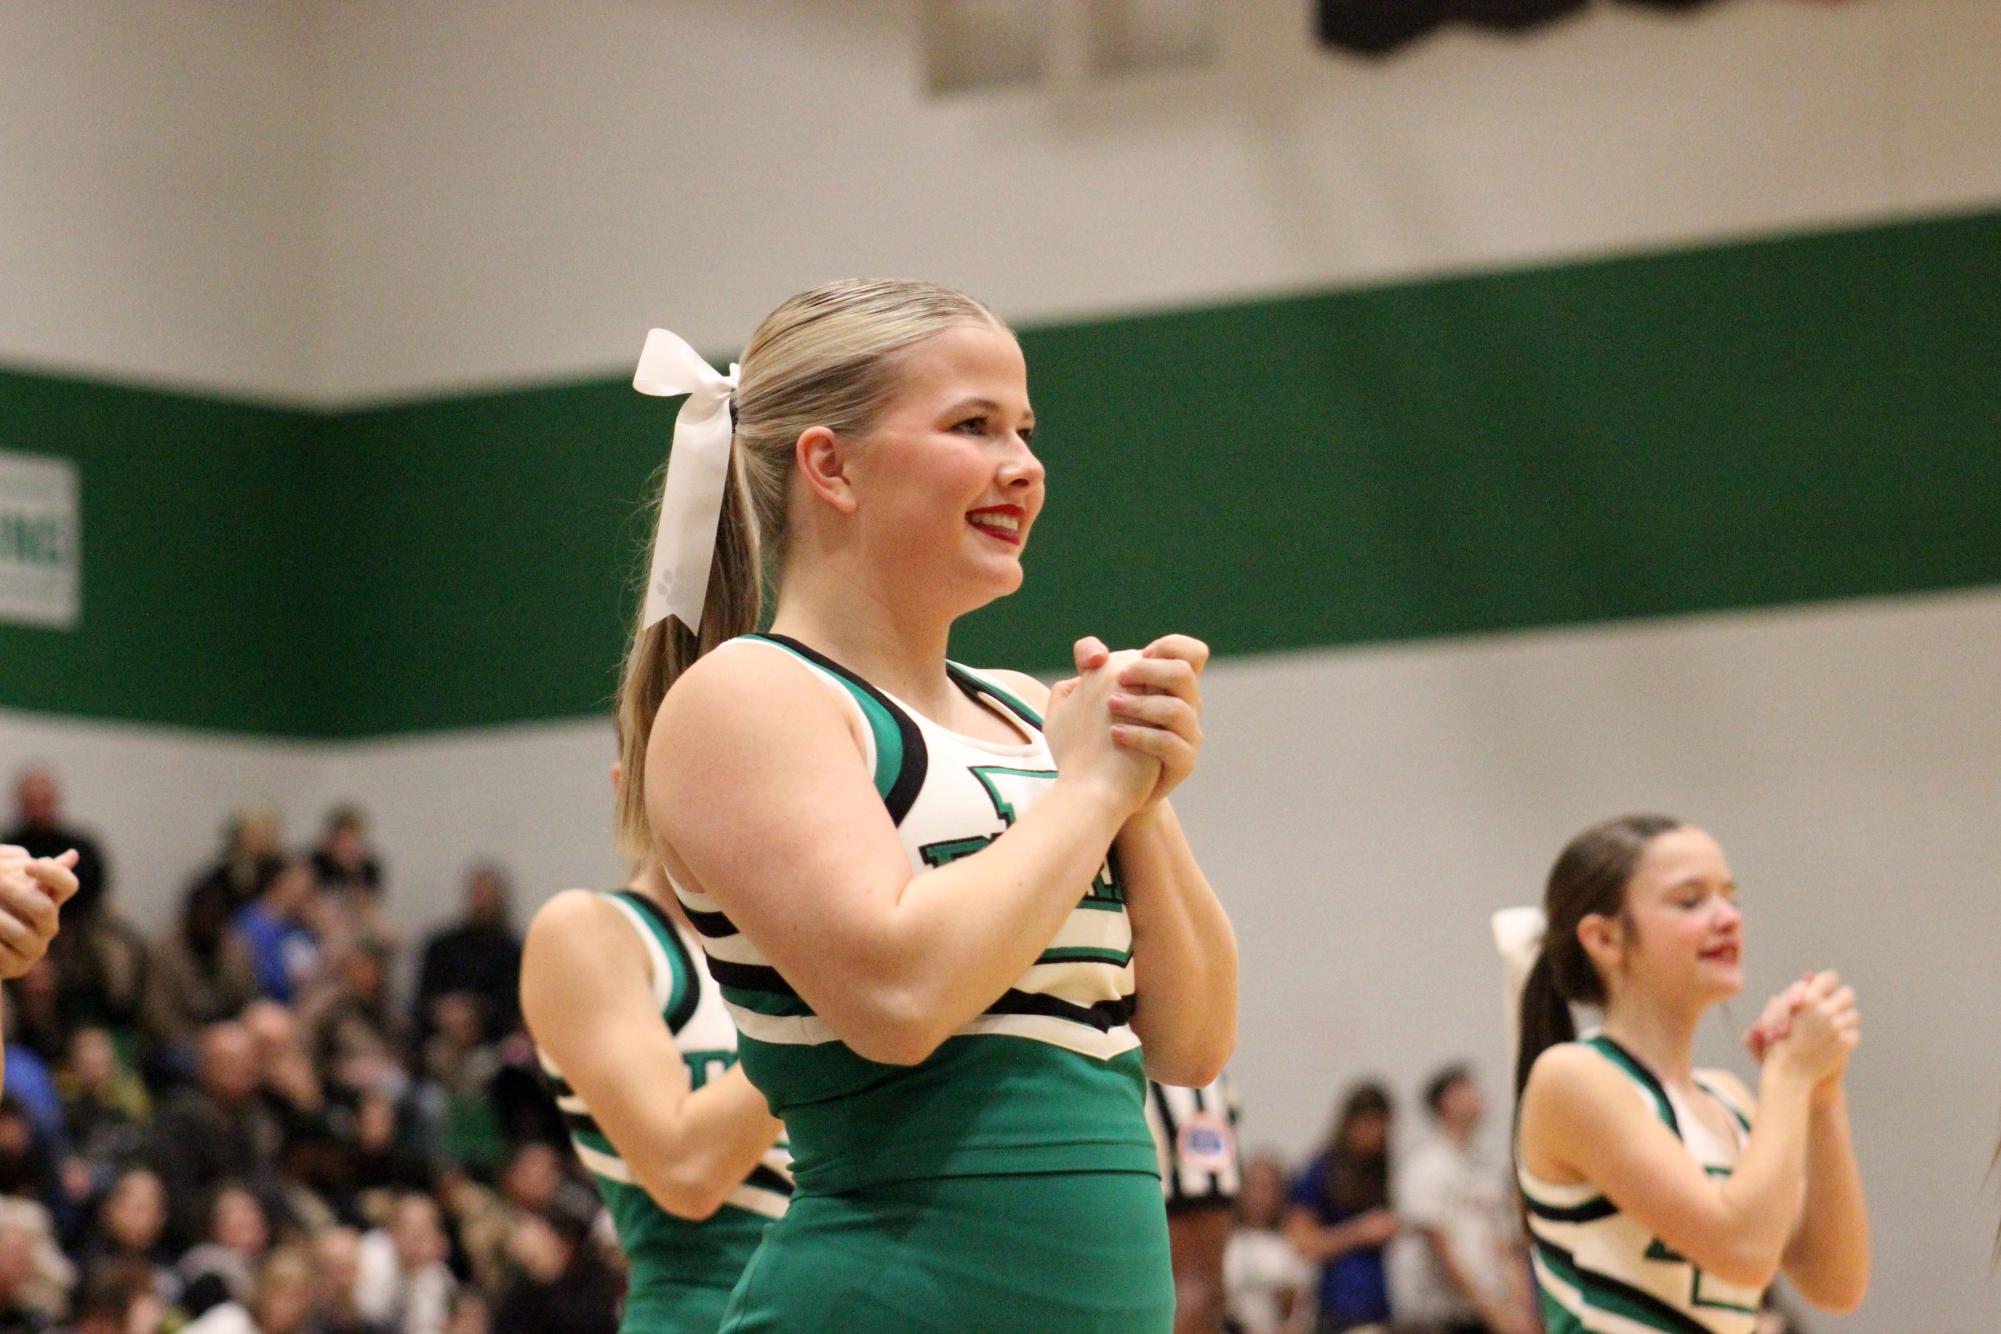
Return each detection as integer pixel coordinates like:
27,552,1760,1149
1512,813,1682,1104
1514,951,1576,1103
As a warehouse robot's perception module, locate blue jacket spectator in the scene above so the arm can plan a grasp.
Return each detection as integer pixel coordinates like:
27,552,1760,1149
231,864,321,1005
1284,1082,1398,1333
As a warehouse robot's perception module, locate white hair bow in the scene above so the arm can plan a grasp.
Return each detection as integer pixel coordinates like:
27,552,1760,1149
633,328,740,633
1491,905,1547,1047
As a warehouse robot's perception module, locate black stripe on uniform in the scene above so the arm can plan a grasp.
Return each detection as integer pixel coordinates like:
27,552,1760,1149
562,1107,605,1141
1523,1193,1619,1224
683,905,738,939
1534,1239,1713,1334
704,955,802,998
756,633,929,826
745,1164,794,1196
985,989,1135,1032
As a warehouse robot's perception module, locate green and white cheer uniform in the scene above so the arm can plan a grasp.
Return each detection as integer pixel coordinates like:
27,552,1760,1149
1519,1035,1760,1334
539,889,793,1332
680,633,1172,1333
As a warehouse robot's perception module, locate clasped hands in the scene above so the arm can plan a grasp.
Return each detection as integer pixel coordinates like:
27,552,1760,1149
1743,968,1859,1099
1045,634,1208,816
0,845,77,979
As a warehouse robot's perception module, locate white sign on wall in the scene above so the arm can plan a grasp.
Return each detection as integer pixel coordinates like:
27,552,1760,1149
0,450,80,629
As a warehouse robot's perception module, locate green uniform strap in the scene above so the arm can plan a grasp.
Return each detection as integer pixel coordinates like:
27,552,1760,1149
607,890,700,1034
947,661,1045,728
1583,1035,1679,1134
745,633,927,825
1693,1074,1753,1136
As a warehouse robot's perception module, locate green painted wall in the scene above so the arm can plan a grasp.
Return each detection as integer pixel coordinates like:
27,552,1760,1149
5,209,1999,736
307,383,664,736
0,371,315,733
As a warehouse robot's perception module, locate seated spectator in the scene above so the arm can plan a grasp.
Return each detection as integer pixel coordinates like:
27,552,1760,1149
233,861,324,1006
0,991,65,1151
66,1258,164,1334
181,1247,316,1334
260,1248,326,1334
51,912,150,1054
305,1227,387,1334
240,1002,328,1132
142,885,259,1067
1386,1064,1533,1334
146,1024,285,1251
442,1291,489,1334
1287,1082,1399,1334
481,1052,564,1153
310,807,382,901
418,997,502,1176
413,871,520,1047
344,1089,436,1216
0,1221,48,1334
0,1198,74,1332
176,1185,269,1321
435,1144,584,1306
56,1031,152,1250
354,1194,456,1334
236,1001,353,1240
494,1146,594,1235
490,1210,616,1334
77,1169,178,1307
303,946,407,1101
58,1028,149,1172
5,962,69,1071
0,1100,65,1228
431,1170,511,1300
310,810,401,979
189,810,288,915
419,996,496,1101
1225,1152,1311,1334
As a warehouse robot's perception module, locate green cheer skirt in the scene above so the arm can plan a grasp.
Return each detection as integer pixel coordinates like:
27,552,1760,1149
719,1170,1172,1333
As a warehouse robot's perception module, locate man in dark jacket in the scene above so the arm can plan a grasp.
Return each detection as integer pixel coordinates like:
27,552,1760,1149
413,867,522,1044
145,1023,285,1250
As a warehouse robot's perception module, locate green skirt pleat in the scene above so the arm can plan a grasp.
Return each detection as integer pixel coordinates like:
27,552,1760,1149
720,1171,1172,1333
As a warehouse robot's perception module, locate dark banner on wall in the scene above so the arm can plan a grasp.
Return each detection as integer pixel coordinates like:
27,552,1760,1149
1315,0,1851,57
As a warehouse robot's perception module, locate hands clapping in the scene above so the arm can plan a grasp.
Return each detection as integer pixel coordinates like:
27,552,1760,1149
1044,633,1209,819
0,845,77,980
1744,969,1859,1092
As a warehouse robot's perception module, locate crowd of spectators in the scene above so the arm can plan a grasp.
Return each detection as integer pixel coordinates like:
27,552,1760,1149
1,766,1826,1334
0,768,620,1334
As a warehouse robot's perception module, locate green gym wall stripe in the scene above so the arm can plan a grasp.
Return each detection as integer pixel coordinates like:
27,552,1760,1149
0,372,317,734
2,207,1998,737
